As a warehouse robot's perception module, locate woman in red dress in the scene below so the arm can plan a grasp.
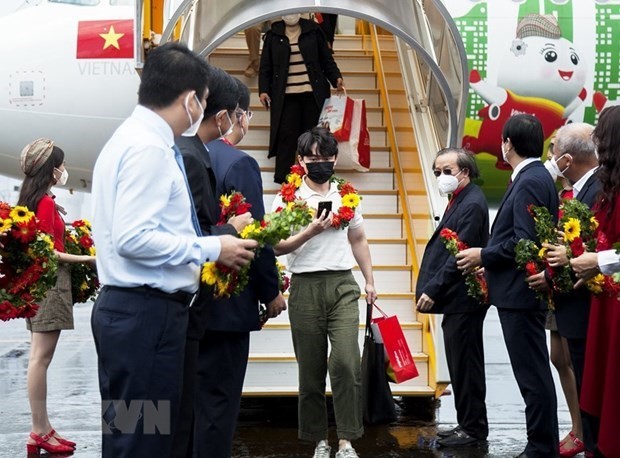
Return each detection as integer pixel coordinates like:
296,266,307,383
579,106,620,457
18,138,95,455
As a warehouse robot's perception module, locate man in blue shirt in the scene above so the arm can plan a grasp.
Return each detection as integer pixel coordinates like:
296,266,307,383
91,42,257,458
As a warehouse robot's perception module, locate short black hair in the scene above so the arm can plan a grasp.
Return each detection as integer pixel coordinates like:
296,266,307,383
204,66,239,119
434,147,480,179
234,78,251,111
138,42,209,108
502,114,544,158
297,127,338,158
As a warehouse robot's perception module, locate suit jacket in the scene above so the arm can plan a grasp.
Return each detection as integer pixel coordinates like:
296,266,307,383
416,183,490,314
206,139,280,332
176,134,237,340
554,171,602,339
481,161,559,309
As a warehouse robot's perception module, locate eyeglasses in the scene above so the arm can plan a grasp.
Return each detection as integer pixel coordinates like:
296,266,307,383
433,168,460,177
235,110,253,121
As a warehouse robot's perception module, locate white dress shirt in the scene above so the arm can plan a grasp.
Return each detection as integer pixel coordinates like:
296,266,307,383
92,105,221,294
511,157,541,182
572,167,598,199
599,249,620,275
271,177,363,274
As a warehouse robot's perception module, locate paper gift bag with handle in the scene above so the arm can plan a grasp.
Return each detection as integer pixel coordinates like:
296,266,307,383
361,302,397,424
370,303,419,384
317,95,354,142
335,98,370,172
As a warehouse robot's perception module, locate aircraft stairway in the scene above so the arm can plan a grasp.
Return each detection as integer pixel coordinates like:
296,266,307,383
210,30,434,397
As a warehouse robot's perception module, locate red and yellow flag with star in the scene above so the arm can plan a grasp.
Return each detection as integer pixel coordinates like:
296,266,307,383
76,20,134,59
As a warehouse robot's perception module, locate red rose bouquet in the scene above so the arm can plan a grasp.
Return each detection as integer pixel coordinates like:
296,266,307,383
439,228,488,304
65,219,99,303
0,202,58,321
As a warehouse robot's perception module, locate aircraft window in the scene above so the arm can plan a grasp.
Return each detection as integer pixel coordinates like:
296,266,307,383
49,0,101,5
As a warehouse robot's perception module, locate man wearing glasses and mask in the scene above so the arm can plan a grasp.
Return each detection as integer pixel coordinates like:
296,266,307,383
416,147,490,448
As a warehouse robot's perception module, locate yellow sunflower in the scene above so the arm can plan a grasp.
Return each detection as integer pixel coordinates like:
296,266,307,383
590,216,599,231
563,218,581,242
9,206,34,224
0,217,12,233
42,234,55,251
341,193,360,208
287,173,302,188
220,194,231,208
89,247,96,256
215,279,229,297
201,262,218,285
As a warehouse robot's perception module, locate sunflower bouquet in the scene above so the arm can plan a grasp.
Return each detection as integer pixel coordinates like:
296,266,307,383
514,205,556,306
439,228,488,304
0,202,58,321
65,219,99,303
201,192,312,298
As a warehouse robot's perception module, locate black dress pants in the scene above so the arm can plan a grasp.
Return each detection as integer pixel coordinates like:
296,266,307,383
91,287,189,458
442,309,489,439
498,308,559,457
273,92,321,183
193,330,251,458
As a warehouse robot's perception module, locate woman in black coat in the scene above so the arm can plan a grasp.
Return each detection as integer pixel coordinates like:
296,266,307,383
259,14,344,183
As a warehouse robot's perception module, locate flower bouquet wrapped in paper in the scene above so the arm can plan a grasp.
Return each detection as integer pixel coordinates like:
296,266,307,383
0,202,58,321
65,219,99,303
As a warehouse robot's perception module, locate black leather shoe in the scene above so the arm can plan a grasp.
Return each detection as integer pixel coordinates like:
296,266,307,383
437,429,484,447
437,425,462,438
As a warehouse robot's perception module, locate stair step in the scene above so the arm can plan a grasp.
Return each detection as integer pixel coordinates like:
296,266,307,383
249,88,383,108
211,52,376,72
245,104,387,126
228,69,378,90
243,352,429,394
259,168,394,192
241,145,392,169
217,33,396,52
353,265,413,292
251,322,422,355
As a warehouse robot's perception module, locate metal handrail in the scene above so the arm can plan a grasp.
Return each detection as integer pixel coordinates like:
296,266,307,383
368,24,420,276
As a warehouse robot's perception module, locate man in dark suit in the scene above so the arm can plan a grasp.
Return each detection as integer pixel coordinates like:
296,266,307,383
171,66,253,458
194,77,286,458
531,123,601,455
457,114,560,457
416,148,490,447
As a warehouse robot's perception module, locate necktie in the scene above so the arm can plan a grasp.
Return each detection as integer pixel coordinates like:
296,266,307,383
172,145,202,236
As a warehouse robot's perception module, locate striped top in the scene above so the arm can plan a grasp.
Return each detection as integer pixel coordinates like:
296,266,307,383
285,25,312,94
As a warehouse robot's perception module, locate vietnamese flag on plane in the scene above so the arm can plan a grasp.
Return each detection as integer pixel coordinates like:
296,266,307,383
76,20,134,59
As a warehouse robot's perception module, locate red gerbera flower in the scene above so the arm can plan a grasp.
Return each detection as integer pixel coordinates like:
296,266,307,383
280,183,298,202
338,206,355,222
72,220,85,228
439,228,458,241
290,164,305,177
339,183,356,197
525,261,539,276
79,234,94,249
570,237,585,257
12,220,37,243
331,214,342,228
236,202,252,215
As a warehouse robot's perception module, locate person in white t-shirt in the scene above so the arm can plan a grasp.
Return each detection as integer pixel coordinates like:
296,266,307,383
272,127,376,458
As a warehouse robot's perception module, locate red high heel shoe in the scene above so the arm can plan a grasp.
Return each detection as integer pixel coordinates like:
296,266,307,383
559,431,586,458
26,431,74,455
50,428,76,448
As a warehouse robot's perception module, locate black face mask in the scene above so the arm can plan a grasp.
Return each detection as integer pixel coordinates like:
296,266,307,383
305,161,334,184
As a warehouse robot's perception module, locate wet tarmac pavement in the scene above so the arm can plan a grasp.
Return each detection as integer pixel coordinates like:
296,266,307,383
1,304,571,457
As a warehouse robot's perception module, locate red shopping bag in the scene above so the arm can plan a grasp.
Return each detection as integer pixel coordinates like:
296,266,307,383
318,95,354,142
335,98,370,172
370,303,419,383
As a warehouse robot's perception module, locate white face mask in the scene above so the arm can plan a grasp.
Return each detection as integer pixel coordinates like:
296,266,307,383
501,142,510,163
543,160,558,182
181,93,204,137
54,167,69,186
217,111,235,138
548,154,571,179
437,170,463,196
282,14,301,26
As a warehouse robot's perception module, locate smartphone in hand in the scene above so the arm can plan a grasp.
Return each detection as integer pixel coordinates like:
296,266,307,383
317,201,332,219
